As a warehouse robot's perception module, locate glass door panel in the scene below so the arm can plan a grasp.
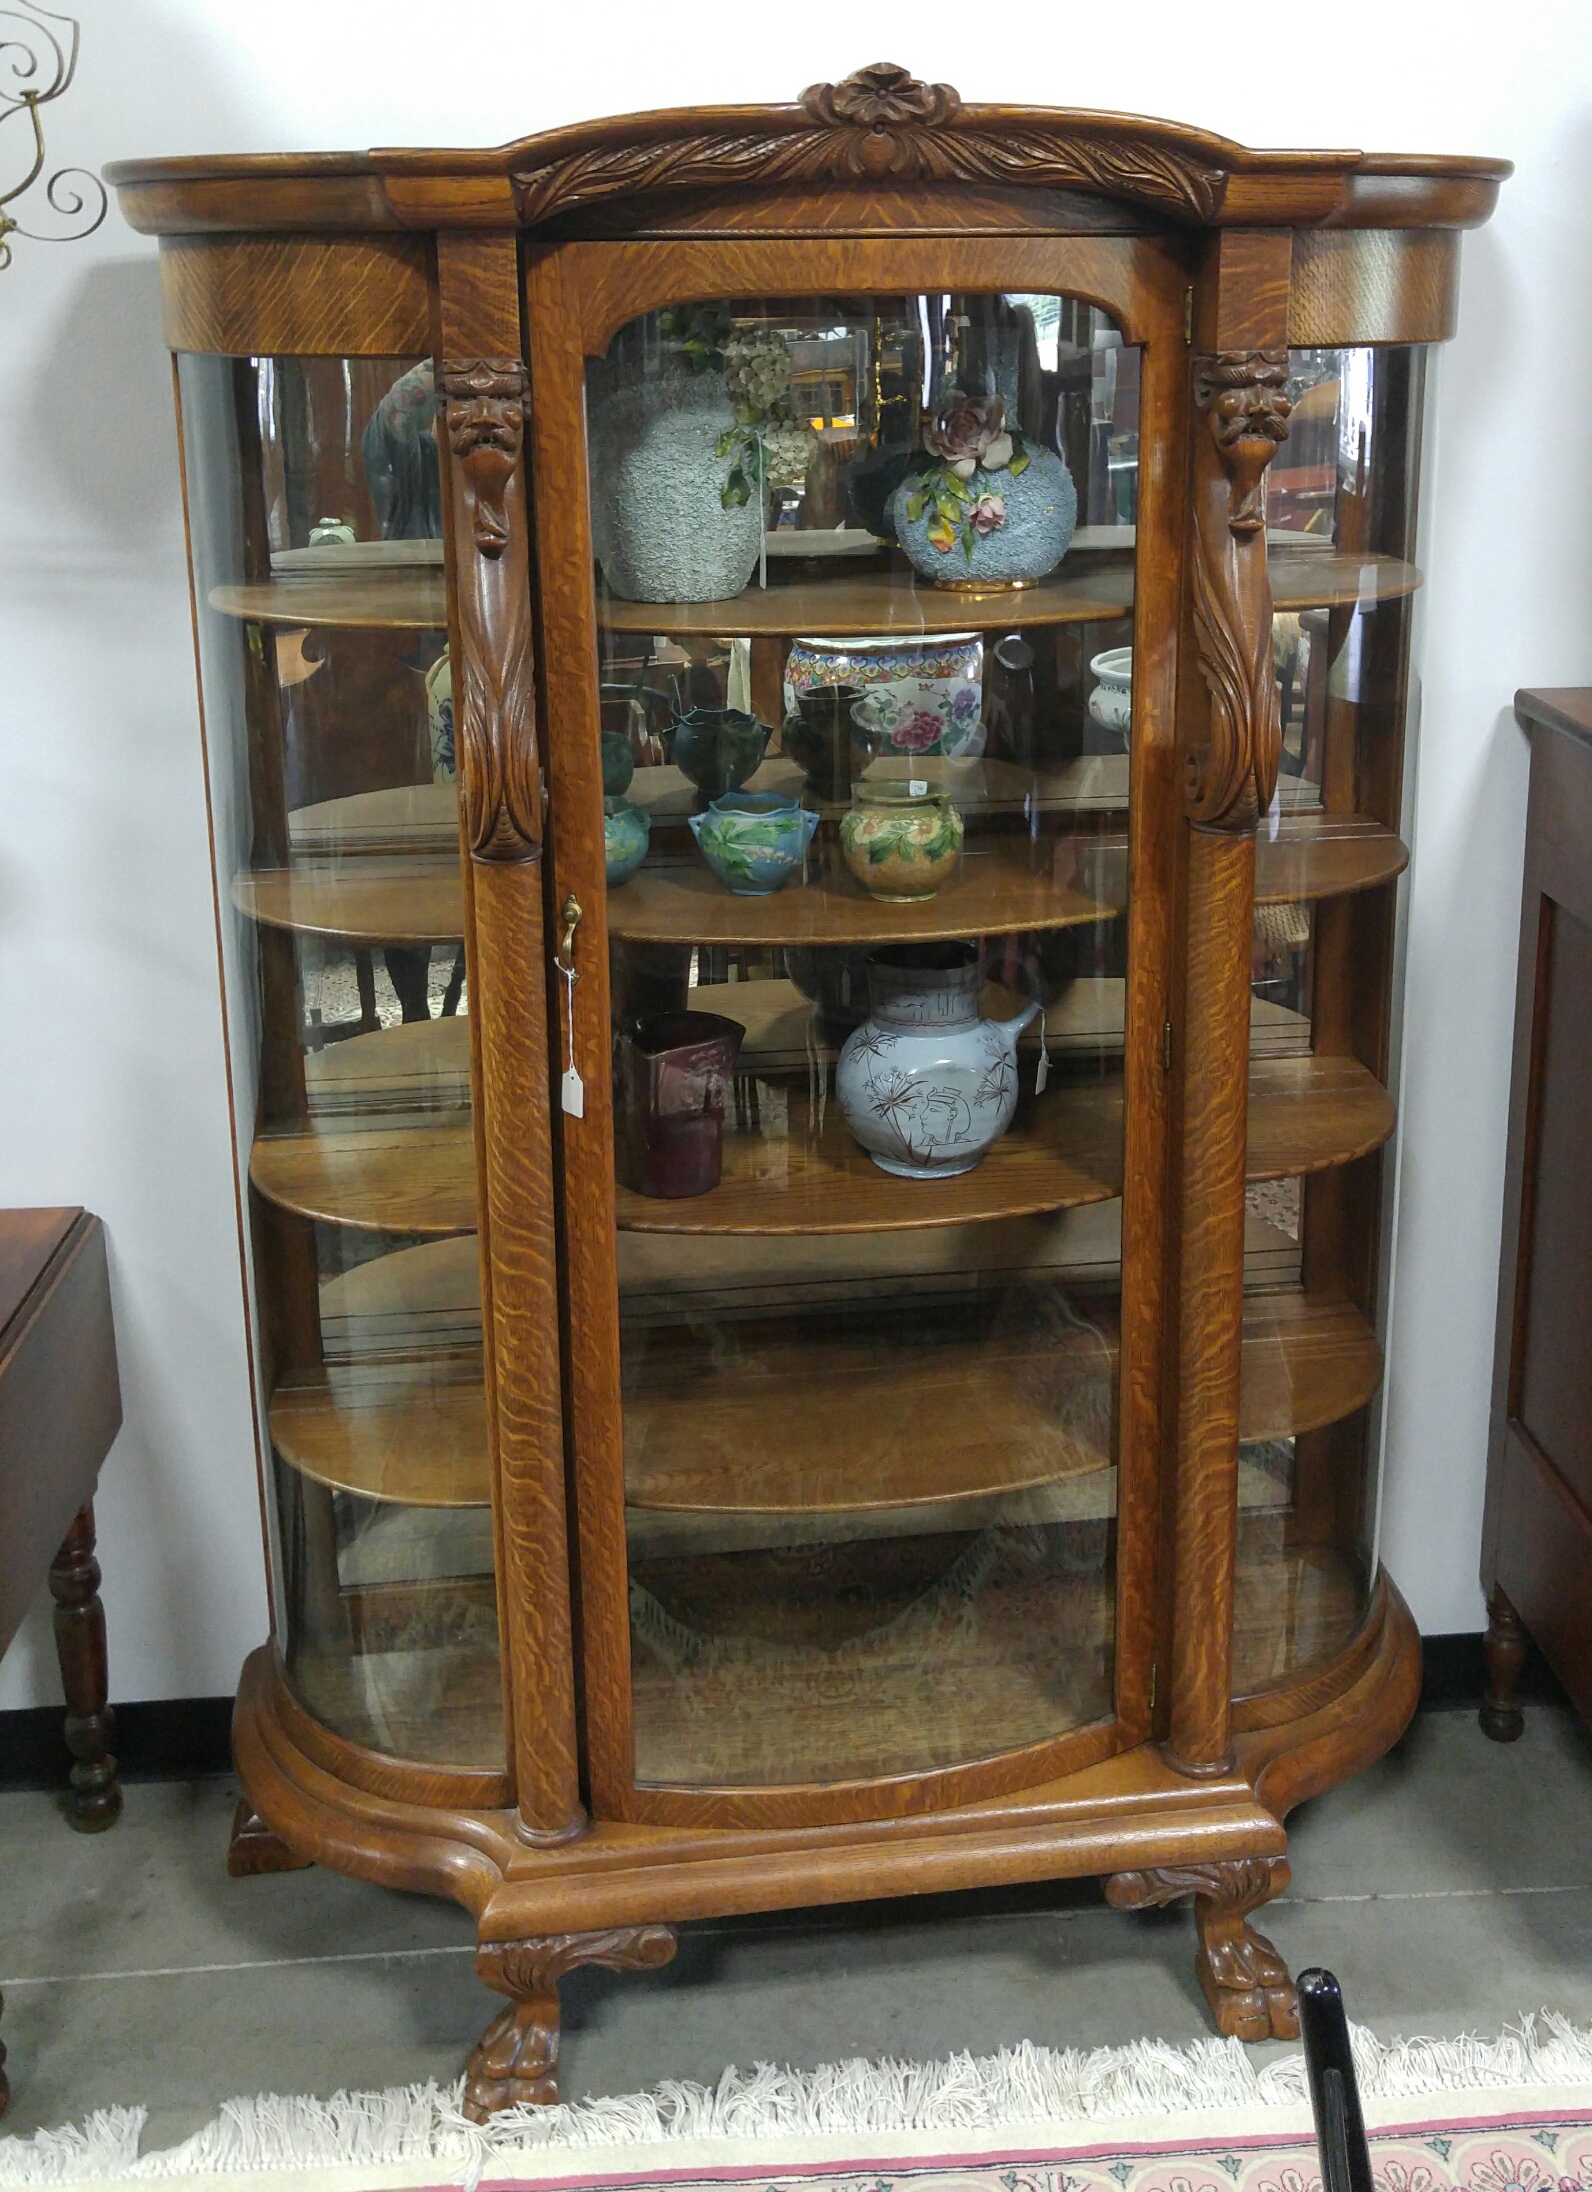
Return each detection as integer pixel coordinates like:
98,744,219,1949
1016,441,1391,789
583,292,1137,1787
1237,346,1426,1694
176,352,500,1771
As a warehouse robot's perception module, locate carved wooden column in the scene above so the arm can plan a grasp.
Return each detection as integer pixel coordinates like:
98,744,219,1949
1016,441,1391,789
464,1926,677,2119
434,239,584,1849
1167,304,1293,1776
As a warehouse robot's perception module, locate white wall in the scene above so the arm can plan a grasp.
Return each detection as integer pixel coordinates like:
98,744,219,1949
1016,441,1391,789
2,0,1588,1706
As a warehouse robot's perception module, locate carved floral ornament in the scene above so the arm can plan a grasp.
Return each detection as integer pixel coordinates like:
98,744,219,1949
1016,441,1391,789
511,62,1227,225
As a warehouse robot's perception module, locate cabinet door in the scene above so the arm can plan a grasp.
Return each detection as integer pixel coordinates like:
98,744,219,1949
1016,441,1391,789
528,236,1187,1823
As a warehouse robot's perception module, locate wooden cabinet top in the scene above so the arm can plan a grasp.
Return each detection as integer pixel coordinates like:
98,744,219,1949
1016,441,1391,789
106,64,1508,238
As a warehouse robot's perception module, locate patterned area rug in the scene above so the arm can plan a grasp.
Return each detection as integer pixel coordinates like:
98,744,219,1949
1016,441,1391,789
4,2021,1592,2192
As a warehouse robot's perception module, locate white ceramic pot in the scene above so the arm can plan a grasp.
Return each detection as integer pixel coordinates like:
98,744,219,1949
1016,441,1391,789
836,944,1040,1180
1087,646,1133,740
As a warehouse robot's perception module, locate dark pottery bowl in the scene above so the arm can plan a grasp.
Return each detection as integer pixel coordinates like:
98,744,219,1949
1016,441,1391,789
780,682,868,800
670,706,771,802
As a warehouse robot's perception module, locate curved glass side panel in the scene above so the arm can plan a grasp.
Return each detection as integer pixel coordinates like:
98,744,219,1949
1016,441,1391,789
583,292,1137,1787
1238,344,1427,1693
176,353,501,1770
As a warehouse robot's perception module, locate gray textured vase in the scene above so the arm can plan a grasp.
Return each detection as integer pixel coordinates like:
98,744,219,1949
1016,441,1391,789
588,358,762,605
892,443,1078,589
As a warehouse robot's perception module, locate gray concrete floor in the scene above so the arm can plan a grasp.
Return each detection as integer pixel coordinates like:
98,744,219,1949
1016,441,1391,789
1,1706,1588,2152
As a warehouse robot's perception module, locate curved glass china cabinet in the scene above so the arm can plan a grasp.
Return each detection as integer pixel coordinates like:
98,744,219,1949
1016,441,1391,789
108,72,1505,2111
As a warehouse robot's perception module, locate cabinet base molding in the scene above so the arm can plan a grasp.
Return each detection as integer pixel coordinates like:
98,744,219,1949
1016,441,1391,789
229,1577,1418,2086
466,1927,678,2119
227,1797,314,1877
1104,1856,1298,2040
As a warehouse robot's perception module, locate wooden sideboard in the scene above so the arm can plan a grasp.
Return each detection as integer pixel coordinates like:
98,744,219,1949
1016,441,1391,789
1481,691,1592,1738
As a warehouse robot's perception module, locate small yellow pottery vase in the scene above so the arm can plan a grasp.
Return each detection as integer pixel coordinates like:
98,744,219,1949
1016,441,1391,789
839,782,964,902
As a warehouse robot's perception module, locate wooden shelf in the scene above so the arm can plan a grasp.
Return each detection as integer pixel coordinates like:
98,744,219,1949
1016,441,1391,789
623,1287,1379,1519
210,548,1416,644
270,1012,1380,1236
634,753,1323,826
608,843,1113,948
597,551,1420,642
271,1363,488,1506
290,783,459,859
601,563,1133,638
250,1113,476,1232
1255,813,1408,904
1246,1057,1395,1179
1239,1290,1382,1440
617,1080,1123,1238
233,863,463,946
305,1016,471,1119
210,572,449,630
1269,550,1421,612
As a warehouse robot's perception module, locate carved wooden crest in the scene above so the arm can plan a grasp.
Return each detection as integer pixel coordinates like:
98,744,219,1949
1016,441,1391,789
512,63,1225,226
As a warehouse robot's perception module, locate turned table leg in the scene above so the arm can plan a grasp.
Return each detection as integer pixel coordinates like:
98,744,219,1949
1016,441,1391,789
1480,1588,1527,1742
1106,1857,1299,2041
464,1926,677,2120
48,1503,121,1832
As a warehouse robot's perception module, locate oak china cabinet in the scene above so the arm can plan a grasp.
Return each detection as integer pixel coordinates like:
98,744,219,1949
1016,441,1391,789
108,72,1505,2112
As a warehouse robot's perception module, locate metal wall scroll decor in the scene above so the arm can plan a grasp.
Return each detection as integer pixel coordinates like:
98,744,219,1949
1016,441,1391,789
0,3,105,269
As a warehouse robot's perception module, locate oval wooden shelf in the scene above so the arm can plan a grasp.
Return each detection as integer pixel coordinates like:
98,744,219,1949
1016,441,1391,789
250,1114,477,1232
305,1016,472,1119
1255,814,1408,904
597,552,1419,642
617,1080,1124,1238
624,1300,1120,1516
623,1287,1380,1518
233,864,464,946
1239,1291,1382,1440
608,845,1113,948
1246,1056,1395,1179
210,572,449,630
276,1026,1385,1235
209,550,1417,641
271,1366,489,1506
290,783,460,859
269,1238,489,1508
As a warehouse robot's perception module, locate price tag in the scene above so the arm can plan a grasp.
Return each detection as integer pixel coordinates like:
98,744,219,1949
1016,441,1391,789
558,962,584,1117
909,778,928,796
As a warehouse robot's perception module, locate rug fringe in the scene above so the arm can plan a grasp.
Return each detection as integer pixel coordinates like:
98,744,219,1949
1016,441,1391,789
5,2015,1592,2185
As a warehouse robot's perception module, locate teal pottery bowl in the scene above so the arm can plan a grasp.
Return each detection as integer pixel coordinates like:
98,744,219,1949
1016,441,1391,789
689,791,818,896
671,706,770,802
604,797,651,888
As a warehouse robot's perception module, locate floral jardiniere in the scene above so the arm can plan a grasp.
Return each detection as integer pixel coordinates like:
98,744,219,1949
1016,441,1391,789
892,391,1077,590
839,782,963,902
